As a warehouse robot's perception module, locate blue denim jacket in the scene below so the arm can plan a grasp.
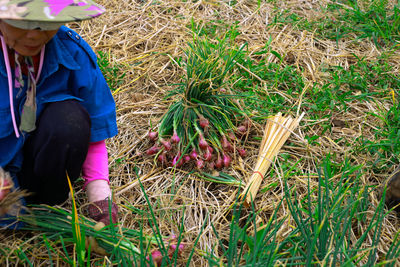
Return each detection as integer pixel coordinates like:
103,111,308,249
0,26,118,171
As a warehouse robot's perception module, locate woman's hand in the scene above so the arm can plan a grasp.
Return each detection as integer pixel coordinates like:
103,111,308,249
0,168,12,201
0,168,14,216
88,198,118,225
86,180,117,225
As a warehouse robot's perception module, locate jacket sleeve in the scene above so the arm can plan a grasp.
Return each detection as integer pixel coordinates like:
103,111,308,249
59,26,118,142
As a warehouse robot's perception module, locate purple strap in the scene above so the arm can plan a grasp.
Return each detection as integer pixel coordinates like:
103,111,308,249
0,36,45,138
36,47,45,83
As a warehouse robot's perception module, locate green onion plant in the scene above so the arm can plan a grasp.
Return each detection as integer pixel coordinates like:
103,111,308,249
146,35,250,171
204,156,400,266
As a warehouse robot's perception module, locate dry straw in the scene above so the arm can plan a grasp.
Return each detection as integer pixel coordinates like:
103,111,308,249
1,0,399,265
242,112,304,206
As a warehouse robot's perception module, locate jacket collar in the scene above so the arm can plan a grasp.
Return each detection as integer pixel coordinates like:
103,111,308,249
0,30,81,80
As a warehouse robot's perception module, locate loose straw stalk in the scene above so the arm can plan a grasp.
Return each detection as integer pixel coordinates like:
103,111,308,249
242,112,304,207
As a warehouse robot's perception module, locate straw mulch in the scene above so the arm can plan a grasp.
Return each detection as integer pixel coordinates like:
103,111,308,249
1,0,400,265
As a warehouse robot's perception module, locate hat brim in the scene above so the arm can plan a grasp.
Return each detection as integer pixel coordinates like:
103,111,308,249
0,0,105,23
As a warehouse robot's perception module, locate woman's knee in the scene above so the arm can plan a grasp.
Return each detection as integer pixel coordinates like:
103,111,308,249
38,100,91,143
18,100,92,205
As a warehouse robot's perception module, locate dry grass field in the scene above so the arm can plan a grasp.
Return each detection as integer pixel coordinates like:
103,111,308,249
2,0,400,266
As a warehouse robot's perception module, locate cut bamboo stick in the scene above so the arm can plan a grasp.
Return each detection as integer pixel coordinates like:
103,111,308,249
241,113,304,207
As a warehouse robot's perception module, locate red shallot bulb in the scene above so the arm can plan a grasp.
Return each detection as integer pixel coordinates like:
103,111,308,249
196,159,205,170
221,135,233,152
147,237,186,267
236,125,247,136
168,243,186,257
199,116,209,129
147,250,162,266
237,148,246,157
170,243,185,253
190,148,198,160
203,149,212,161
148,131,158,141
208,162,215,170
146,146,160,155
172,156,178,166
183,154,191,163
157,153,167,164
223,153,231,167
160,139,172,151
172,152,183,167
199,136,208,150
171,131,180,144
215,156,223,169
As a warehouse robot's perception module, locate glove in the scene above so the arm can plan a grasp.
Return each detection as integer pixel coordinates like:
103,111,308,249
385,166,400,213
87,198,118,225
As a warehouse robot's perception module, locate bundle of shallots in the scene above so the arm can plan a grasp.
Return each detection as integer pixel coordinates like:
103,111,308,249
146,36,249,171
19,205,186,265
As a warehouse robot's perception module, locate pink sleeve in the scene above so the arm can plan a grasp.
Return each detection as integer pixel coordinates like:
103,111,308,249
82,140,109,188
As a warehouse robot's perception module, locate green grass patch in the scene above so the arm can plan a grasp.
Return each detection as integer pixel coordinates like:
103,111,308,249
97,50,126,92
204,156,400,266
270,1,400,47
356,100,400,171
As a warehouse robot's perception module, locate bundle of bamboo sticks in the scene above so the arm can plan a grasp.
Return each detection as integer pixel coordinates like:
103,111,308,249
242,112,304,207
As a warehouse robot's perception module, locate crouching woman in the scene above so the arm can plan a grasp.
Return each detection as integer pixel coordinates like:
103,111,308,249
0,0,118,228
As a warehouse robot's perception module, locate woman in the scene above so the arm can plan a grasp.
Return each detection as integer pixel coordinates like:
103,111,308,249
0,0,118,228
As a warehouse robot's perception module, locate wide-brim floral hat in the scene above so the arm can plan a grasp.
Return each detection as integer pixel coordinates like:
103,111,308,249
0,0,105,22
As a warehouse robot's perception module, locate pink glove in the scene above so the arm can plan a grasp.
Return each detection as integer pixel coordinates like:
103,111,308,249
82,140,109,188
88,198,118,225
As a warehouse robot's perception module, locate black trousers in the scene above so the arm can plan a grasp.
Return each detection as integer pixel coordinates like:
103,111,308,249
17,100,91,205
